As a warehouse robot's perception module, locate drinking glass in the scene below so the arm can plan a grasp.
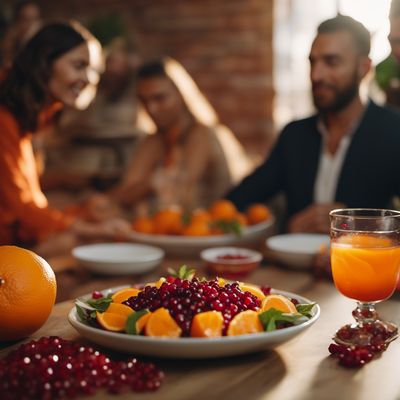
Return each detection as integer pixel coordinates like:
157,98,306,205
330,208,400,346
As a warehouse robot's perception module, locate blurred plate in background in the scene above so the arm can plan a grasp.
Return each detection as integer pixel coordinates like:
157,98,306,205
72,243,164,275
266,233,330,269
129,218,275,257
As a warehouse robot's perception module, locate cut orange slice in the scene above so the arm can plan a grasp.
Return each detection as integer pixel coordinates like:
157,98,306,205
96,303,134,332
239,283,266,301
190,311,223,338
260,294,298,314
227,310,263,336
147,277,166,289
136,312,151,333
126,309,152,334
145,307,182,337
217,278,226,286
111,287,141,303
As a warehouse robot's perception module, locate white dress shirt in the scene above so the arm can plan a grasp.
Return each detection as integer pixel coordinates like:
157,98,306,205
313,107,366,203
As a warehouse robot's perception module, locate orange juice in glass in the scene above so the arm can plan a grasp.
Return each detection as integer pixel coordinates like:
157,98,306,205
330,209,400,346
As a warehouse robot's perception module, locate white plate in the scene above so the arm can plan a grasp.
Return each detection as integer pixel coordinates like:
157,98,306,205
68,286,320,359
266,233,330,269
129,218,275,257
72,243,164,275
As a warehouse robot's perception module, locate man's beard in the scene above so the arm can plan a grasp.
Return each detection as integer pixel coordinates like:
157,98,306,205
312,75,359,113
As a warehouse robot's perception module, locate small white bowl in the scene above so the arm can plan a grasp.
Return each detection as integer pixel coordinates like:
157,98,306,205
72,243,164,275
200,247,262,278
266,233,330,269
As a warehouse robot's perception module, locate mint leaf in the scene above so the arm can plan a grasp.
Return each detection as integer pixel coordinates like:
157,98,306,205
296,303,316,318
167,265,196,280
210,219,242,236
258,308,304,332
76,304,90,322
125,309,150,335
87,296,113,312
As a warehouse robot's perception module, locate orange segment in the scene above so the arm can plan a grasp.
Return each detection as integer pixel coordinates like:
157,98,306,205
227,310,263,336
145,307,182,337
239,283,266,301
96,303,134,332
260,294,298,314
111,288,141,303
136,312,152,334
217,278,226,286
190,311,223,338
147,277,166,288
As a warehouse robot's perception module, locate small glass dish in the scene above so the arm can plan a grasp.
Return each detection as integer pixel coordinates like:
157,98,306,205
200,247,262,278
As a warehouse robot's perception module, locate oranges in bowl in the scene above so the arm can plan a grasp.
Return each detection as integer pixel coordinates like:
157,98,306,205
132,200,271,237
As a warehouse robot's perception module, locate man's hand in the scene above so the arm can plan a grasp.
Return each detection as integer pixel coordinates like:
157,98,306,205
288,203,345,234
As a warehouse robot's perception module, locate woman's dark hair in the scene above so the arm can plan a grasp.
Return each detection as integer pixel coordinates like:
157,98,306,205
137,59,167,80
0,22,87,133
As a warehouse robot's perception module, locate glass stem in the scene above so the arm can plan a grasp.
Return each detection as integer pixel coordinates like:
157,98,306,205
352,302,379,325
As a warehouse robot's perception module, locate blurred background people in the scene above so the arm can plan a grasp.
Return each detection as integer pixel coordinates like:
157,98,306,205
1,0,42,69
110,57,251,213
0,21,131,257
42,36,144,194
227,14,400,234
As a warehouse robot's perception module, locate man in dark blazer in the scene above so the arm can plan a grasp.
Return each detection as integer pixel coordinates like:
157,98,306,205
227,15,400,233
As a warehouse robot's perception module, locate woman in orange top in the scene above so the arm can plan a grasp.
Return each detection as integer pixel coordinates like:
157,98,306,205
0,22,131,256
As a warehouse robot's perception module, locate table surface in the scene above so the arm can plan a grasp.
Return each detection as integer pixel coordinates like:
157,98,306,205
2,255,400,400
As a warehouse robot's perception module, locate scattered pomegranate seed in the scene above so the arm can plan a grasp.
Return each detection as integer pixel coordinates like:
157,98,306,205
328,336,388,368
0,336,164,399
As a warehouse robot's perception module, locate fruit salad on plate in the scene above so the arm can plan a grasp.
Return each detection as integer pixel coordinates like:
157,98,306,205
75,267,315,338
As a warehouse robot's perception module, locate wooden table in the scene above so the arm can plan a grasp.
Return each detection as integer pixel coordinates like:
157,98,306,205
2,257,400,400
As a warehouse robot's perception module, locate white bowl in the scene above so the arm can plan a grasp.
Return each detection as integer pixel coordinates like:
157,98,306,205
72,243,164,275
200,247,262,277
129,218,275,257
266,233,330,269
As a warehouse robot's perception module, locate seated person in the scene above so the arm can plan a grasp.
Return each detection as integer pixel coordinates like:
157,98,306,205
43,37,144,191
110,57,251,212
0,21,131,257
226,15,400,234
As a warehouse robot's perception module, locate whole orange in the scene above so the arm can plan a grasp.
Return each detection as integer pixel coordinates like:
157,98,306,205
0,246,57,341
153,207,183,235
208,199,238,221
246,203,270,225
132,216,154,234
182,221,211,236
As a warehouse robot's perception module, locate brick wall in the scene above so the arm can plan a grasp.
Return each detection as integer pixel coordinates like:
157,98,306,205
4,0,274,157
